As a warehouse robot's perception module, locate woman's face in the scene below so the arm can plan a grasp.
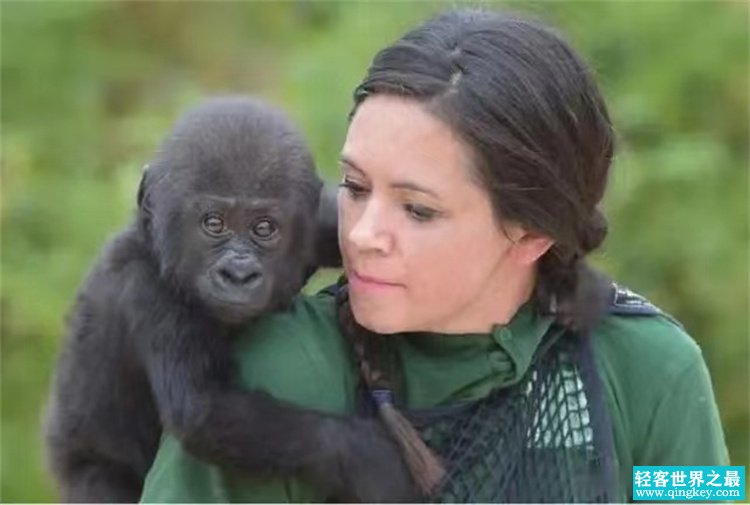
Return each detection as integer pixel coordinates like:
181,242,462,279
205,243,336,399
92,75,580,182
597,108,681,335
338,95,547,334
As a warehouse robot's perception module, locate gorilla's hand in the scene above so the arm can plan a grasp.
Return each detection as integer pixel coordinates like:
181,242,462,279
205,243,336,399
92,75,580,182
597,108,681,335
312,417,421,503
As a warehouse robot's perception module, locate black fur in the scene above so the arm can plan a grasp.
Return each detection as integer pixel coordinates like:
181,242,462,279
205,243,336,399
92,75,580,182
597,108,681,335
43,97,414,503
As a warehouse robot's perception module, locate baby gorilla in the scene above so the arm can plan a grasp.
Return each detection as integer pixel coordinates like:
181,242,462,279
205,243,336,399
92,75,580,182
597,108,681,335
43,98,415,503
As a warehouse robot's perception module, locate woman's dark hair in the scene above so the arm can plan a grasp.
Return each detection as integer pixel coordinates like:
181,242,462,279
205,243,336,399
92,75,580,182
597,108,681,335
337,8,616,495
353,8,614,329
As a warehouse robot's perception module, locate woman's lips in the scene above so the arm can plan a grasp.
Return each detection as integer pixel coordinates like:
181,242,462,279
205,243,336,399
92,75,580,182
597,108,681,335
349,270,403,292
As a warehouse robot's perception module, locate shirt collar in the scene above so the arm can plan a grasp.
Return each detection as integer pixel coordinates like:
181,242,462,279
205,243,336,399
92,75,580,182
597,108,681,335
394,303,557,409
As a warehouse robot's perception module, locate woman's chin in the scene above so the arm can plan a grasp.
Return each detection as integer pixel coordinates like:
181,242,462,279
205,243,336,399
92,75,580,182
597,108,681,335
351,305,406,335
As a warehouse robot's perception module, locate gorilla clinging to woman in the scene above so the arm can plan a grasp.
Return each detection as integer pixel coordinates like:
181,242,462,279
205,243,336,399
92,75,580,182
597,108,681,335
44,97,417,503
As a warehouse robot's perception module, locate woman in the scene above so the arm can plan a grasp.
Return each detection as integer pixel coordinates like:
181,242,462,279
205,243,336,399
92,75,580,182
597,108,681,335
141,9,728,502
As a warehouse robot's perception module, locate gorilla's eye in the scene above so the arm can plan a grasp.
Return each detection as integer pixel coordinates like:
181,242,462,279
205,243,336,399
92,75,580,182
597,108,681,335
202,214,226,235
252,218,278,240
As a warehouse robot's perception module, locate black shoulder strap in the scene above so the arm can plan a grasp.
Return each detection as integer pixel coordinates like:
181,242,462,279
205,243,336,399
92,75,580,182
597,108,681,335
608,283,662,316
607,283,684,329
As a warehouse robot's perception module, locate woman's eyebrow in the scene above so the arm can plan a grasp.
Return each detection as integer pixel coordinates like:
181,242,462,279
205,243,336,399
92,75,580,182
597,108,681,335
339,154,365,175
340,154,440,198
390,180,440,198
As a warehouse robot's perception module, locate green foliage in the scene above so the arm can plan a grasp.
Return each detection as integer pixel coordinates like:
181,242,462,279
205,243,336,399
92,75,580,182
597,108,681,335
1,1,747,501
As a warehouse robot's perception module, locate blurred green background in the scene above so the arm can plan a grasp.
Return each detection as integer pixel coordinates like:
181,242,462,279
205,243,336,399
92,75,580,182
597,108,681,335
1,1,747,501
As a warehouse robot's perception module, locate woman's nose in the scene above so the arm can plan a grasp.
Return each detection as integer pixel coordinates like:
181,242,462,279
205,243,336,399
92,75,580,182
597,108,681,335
347,200,393,255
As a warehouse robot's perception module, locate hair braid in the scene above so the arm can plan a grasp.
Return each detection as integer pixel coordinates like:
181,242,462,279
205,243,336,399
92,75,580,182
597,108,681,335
333,281,445,496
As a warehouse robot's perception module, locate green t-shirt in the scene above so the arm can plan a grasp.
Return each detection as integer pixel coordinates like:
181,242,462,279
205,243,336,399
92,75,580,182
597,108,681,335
140,291,728,503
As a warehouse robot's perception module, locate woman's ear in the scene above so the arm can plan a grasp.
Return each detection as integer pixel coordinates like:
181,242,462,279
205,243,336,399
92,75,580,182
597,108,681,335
509,227,554,266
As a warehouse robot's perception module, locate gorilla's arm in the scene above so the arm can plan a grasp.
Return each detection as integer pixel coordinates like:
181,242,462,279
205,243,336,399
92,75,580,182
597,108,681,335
46,98,415,504
139,298,416,502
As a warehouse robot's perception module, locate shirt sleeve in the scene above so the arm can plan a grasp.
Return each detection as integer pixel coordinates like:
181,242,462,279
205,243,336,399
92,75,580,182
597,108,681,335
635,350,730,467
140,434,324,503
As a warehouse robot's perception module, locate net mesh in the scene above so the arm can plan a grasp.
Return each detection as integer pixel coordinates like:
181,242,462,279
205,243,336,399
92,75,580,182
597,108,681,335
403,332,616,503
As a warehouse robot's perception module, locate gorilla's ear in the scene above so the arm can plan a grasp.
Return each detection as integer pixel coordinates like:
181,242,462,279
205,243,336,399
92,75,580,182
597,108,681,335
137,164,151,210
314,183,342,268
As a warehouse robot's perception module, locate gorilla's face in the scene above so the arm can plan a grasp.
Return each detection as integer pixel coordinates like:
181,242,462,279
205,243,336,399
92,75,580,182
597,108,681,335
138,97,323,325
195,197,283,323
152,191,315,325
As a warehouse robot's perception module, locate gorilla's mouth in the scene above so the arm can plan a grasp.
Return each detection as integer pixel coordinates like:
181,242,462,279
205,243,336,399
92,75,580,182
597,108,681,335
197,274,271,323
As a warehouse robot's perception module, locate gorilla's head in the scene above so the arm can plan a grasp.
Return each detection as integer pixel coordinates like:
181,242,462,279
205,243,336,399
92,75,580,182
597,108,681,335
138,97,322,324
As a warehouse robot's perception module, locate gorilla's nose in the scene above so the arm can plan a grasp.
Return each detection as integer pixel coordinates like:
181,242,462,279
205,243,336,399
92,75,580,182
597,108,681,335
218,256,262,287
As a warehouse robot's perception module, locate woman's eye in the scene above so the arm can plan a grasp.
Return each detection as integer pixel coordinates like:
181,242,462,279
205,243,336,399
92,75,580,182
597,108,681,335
404,203,437,222
339,179,368,199
202,215,226,235
252,218,278,239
